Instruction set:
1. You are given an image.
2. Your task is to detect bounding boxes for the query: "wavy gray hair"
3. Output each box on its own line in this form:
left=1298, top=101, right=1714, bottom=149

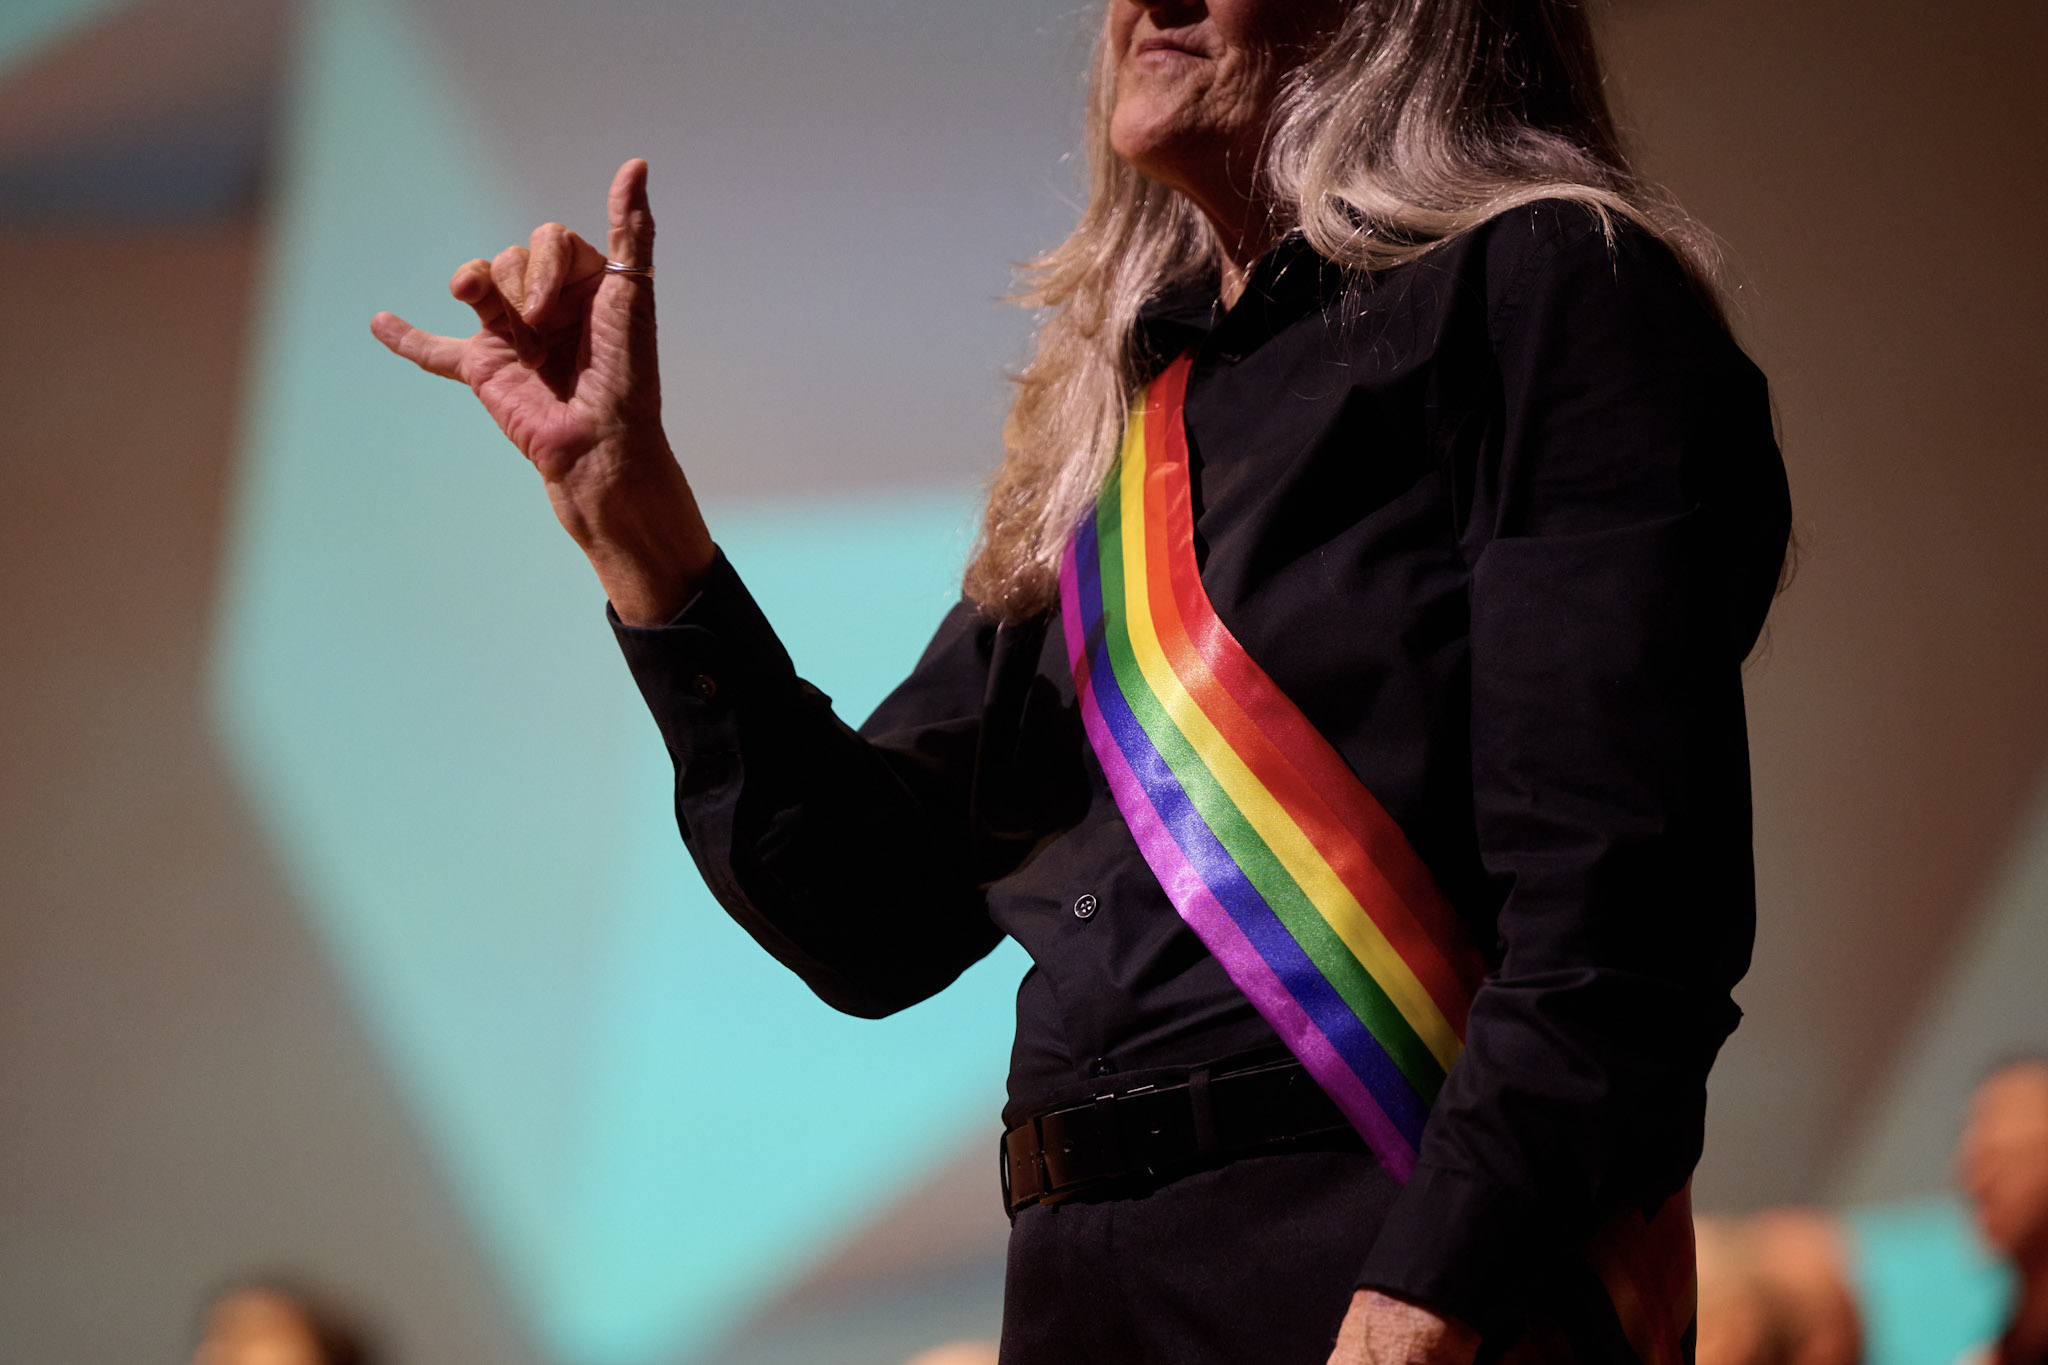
left=963, top=0, right=1719, bottom=621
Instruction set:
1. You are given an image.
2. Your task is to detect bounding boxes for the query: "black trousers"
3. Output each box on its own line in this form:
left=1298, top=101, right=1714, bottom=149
left=998, top=1148, right=1402, bottom=1365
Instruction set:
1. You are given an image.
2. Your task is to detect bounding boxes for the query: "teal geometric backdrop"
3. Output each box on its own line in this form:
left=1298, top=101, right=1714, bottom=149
left=207, top=0, right=1044, bottom=1361
left=0, top=0, right=129, bottom=66
left=10, top=4, right=2048, bottom=1365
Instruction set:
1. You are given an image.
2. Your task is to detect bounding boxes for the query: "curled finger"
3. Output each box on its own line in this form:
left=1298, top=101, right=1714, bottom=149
left=492, top=246, right=546, bottom=363
left=524, top=221, right=606, bottom=328
left=491, top=244, right=533, bottom=319
left=450, top=257, right=539, bottom=360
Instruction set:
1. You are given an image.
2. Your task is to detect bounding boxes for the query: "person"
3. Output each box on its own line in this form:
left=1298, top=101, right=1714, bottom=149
left=904, top=1344, right=1001, bottom=1365
left=1960, top=1059, right=2048, bottom=1365
left=191, top=1283, right=377, bottom=1365
left=1693, top=1211, right=1862, bottom=1365
left=1690, top=1058, right=2048, bottom=1365
left=372, top=1, right=1791, bottom=1361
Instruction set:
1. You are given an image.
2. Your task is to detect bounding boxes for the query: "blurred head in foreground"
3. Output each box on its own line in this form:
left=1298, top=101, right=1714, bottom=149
left=1960, top=1059, right=2048, bottom=1270
left=192, top=1283, right=376, bottom=1365
left=901, top=1343, right=999, bottom=1365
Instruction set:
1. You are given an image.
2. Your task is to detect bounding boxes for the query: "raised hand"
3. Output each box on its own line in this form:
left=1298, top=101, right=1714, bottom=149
left=371, top=158, right=713, bottom=625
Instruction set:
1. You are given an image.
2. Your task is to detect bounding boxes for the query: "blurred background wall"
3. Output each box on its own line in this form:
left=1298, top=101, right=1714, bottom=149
left=0, top=1, right=2042, bottom=1363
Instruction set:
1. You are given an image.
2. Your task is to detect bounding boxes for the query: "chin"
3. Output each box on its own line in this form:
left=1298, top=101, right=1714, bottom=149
left=1110, top=112, right=1195, bottom=187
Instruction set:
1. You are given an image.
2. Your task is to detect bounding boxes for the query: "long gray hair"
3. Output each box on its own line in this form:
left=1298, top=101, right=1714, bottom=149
left=962, top=0, right=1719, bottom=621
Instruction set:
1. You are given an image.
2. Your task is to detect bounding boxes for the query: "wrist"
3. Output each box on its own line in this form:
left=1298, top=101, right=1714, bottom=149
left=588, top=537, right=712, bottom=627
left=547, top=443, right=714, bottom=625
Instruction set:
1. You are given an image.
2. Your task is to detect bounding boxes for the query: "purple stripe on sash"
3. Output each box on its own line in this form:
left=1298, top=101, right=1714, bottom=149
left=1069, top=515, right=1431, bottom=1146
left=1061, top=528, right=1422, bottom=1177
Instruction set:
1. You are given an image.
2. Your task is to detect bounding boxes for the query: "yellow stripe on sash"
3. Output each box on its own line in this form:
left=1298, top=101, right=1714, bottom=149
left=1112, top=409, right=1463, bottom=1073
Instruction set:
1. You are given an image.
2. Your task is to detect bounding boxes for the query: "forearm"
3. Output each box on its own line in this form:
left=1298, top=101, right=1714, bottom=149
left=686, top=701, right=1000, bottom=1015
left=614, top=555, right=1004, bottom=1014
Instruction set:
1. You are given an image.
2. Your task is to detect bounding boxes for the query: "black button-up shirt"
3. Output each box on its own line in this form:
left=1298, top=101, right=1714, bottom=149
left=612, top=202, right=1792, bottom=1326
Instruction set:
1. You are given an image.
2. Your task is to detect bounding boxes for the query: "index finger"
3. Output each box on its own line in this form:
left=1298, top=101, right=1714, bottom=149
left=606, top=158, right=654, bottom=269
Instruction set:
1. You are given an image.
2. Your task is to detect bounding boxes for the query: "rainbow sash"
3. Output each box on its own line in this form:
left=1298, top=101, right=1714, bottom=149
left=1057, top=353, right=1695, bottom=1365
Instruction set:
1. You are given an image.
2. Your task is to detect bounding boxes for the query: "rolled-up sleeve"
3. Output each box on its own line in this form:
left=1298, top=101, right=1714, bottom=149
left=1357, top=209, right=1791, bottom=1327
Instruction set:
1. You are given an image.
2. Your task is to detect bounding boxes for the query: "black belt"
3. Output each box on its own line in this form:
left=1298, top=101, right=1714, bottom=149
left=1000, top=1058, right=1365, bottom=1218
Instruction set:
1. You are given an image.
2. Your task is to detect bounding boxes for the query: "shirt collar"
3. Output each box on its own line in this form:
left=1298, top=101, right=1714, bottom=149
left=1132, top=233, right=1344, bottom=369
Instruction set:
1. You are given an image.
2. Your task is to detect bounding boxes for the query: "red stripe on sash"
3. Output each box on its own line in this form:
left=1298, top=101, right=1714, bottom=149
left=1136, top=357, right=1486, bottom=1029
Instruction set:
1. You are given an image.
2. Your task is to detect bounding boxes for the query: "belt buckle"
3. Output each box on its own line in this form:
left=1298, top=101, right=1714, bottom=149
left=1037, top=1097, right=1109, bottom=1197
left=1105, top=1084, right=1161, bottom=1176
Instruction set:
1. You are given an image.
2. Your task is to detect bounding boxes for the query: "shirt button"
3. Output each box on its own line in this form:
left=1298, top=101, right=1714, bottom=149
left=1090, top=1057, right=1117, bottom=1077
left=690, top=673, right=718, bottom=701
left=1073, top=894, right=1099, bottom=921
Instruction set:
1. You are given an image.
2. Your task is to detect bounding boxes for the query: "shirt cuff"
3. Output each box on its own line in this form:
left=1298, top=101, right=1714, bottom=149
left=1356, top=1161, right=1538, bottom=1335
left=607, top=547, right=802, bottom=756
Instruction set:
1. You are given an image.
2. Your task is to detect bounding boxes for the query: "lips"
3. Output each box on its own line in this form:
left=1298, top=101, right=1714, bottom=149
left=1133, top=34, right=1210, bottom=60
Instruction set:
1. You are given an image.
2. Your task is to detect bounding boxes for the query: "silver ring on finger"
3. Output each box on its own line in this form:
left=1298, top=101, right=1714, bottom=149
left=604, top=260, right=654, bottom=278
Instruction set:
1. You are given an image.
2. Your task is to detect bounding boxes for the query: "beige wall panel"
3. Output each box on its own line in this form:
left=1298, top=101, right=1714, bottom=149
left=1599, top=0, right=2048, bottom=1207
left=0, top=225, right=540, bottom=1365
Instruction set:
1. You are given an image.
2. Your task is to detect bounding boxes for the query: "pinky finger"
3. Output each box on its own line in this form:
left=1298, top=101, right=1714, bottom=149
left=371, top=311, right=465, bottom=380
